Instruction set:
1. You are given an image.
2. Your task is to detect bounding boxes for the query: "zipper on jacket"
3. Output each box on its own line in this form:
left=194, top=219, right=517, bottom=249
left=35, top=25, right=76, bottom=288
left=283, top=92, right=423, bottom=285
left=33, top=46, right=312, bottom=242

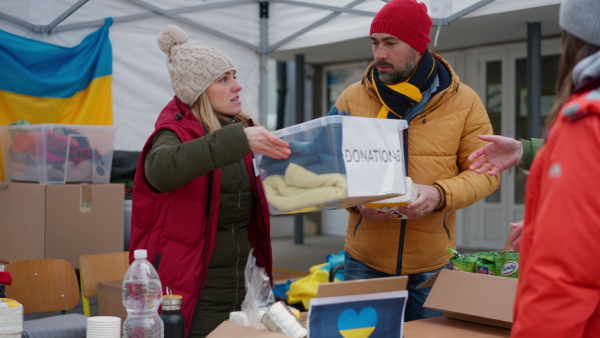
left=396, top=129, right=410, bottom=275
left=420, top=90, right=448, bottom=116
left=353, top=215, right=363, bottom=237
left=396, top=219, right=407, bottom=275
left=154, top=254, right=162, bottom=272
left=251, top=157, right=272, bottom=280
left=189, top=172, right=215, bottom=336
left=205, top=172, right=214, bottom=217
left=442, top=214, right=450, bottom=239
left=244, top=119, right=269, bottom=268
left=232, top=162, right=243, bottom=311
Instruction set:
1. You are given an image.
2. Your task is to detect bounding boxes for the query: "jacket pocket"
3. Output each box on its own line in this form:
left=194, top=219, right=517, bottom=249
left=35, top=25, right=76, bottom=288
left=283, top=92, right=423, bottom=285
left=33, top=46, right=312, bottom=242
left=154, top=253, right=162, bottom=271
left=442, top=214, right=450, bottom=239
left=353, top=215, right=363, bottom=237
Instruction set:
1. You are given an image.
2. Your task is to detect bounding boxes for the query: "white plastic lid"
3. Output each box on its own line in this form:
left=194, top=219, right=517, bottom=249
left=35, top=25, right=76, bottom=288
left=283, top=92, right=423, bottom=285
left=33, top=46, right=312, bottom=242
left=134, top=249, right=147, bottom=259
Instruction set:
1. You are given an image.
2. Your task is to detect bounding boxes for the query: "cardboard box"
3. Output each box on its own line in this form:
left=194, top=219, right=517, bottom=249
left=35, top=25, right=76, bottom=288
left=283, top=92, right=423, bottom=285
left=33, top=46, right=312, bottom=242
left=207, top=321, right=287, bottom=338
left=97, top=279, right=127, bottom=322
left=209, top=315, right=511, bottom=338
left=0, top=182, right=124, bottom=267
left=422, top=269, right=517, bottom=329
left=316, top=275, right=408, bottom=298
left=404, top=316, right=510, bottom=337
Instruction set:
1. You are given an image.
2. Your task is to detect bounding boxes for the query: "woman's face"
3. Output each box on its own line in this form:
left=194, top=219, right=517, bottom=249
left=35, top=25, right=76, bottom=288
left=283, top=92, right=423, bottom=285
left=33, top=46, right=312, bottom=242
left=206, top=71, right=242, bottom=116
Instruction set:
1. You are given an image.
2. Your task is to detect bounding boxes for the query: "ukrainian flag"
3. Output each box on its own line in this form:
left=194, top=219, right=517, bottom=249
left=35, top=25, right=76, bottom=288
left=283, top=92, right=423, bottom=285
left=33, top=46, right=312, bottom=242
left=0, top=18, right=113, bottom=180
left=0, top=18, right=113, bottom=125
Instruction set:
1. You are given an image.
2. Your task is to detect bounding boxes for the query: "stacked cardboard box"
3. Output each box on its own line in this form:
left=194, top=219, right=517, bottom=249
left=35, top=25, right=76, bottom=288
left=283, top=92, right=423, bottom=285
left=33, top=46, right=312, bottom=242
left=0, top=182, right=124, bottom=268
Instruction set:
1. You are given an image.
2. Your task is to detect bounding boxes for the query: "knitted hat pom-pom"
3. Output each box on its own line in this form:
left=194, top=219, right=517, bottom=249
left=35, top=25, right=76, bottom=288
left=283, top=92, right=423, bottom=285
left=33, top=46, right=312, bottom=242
left=157, top=24, right=189, bottom=54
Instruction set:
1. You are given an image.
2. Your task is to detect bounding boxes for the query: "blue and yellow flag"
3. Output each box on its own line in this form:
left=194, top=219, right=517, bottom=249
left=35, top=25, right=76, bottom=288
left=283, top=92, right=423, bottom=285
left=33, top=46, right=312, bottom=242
left=0, top=18, right=113, bottom=126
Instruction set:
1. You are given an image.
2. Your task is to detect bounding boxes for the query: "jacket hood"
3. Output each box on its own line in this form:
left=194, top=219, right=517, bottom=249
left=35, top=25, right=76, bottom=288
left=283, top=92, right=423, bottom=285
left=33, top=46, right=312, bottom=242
left=573, top=50, right=600, bottom=92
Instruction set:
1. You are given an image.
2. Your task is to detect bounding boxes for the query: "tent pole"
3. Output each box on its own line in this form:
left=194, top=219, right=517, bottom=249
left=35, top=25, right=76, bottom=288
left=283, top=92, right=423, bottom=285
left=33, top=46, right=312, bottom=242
left=527, top=21, right=542, bottom=139
left=259, top=2, right=269, bottom=125
left=127, top=0, right=258, bottom=51
left=276, top=61, right=287, bottom=130
left=293, top=53, right=306, bottom=245
left=270, top=0, right=367, bottom=51
left=46, top=0, right=89, bottom=33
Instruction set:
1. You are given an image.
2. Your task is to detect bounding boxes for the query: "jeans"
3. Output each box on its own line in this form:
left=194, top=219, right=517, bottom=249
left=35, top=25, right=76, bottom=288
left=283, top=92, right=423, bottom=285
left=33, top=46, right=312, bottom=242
left=344, top=251, right=448, bottom=322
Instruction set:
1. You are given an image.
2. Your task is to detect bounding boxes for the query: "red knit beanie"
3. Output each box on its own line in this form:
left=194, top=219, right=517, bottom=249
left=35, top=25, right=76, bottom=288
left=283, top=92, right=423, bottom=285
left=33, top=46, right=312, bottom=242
left=370, top=0, right=432, bottom=55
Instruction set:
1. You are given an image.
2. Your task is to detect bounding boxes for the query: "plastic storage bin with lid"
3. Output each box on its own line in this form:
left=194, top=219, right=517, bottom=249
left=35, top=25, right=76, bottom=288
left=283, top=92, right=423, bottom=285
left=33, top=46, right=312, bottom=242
left=0, top=124, right=116, bottom=184
left=254, top=115, right=408, bottom=215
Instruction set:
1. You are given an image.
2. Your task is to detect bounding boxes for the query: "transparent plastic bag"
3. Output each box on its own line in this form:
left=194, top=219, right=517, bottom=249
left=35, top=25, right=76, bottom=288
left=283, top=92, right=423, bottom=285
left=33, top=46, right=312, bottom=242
left=240, top=248, right=275, bottom=329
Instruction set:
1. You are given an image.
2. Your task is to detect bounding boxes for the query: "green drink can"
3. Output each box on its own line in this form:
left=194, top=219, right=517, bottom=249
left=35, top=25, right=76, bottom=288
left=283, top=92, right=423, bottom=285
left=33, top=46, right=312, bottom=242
left=447, top=248, right=478, bottom=273
left=476, top=254, right=498, bottom=275
left=496, top=251, right=519, bottom=278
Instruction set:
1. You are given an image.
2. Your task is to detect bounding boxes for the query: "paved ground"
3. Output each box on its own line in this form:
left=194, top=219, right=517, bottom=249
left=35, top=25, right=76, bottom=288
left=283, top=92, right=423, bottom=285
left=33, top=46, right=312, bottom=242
left=271, top=234, right=345, bottom=274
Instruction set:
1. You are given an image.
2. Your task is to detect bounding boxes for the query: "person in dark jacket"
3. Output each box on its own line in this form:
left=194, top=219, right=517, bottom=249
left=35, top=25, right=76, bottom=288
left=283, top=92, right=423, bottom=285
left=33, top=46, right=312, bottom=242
left=129, top=24, right=290, bottom=337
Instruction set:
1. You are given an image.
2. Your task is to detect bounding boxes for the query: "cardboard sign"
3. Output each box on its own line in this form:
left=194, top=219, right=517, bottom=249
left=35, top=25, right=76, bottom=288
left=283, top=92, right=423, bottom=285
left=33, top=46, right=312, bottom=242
left=308, top=290, right=408, bottom=338
left=342, top=117, right=407, bottom=198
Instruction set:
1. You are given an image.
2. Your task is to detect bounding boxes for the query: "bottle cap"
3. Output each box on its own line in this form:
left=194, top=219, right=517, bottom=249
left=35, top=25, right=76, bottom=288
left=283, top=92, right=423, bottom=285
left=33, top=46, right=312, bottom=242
left=162, top=294, right=183, bottom=310
left=134, top=249, right=147, bottom=260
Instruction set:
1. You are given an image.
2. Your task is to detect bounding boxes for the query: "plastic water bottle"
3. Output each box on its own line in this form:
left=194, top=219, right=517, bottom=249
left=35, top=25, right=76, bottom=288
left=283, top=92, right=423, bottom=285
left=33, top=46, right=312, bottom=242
left=122, top=249, right=164, bottom=337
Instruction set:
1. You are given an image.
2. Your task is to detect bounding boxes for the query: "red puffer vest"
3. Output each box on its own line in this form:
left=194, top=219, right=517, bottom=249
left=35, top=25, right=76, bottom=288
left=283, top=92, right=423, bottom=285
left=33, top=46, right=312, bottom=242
left=129, top=96, right=272, bottom=336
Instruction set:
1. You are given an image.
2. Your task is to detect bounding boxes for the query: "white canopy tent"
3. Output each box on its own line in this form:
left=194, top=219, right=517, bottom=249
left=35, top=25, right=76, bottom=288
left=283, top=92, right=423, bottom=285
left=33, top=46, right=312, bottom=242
left=0, top=0, right=560, bottom=151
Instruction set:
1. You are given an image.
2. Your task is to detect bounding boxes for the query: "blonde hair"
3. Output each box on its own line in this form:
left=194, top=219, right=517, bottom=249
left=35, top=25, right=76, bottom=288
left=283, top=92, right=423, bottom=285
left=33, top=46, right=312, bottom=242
left=189, top=91, right=254, bottom=133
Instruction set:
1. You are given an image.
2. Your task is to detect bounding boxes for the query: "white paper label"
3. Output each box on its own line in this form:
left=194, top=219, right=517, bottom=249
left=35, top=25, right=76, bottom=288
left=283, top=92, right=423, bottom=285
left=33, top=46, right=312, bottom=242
left=252, top=156, right=260, bottom=177
left=342, top=118, right=407, bottom=197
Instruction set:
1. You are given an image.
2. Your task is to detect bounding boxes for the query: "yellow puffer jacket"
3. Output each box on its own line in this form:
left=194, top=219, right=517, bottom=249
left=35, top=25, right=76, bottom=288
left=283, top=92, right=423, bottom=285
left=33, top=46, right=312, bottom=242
left=335, top=53, right=500, bottom=275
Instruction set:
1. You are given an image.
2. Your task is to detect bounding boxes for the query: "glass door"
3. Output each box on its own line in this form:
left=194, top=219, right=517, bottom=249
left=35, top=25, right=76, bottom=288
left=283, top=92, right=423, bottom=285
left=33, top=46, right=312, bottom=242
left=512, top=54, right=559, bottom=219
left=477, top=50, right=510, bottom=250
left=459, top=39, right=560, bottom=250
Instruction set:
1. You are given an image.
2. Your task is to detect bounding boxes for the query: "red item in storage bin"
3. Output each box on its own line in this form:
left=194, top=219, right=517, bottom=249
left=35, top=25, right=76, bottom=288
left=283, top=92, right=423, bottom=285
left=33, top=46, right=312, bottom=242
left=0, top=124, right=116, bottom=184
left=11, top=131, right=80, bottom=154
left=0, top=272, right=11, bottom=285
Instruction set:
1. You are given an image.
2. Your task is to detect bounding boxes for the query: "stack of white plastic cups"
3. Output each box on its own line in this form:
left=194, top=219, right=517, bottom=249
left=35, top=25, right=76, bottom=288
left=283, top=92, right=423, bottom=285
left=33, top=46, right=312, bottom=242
left=87, top=316, right=121, bottom=338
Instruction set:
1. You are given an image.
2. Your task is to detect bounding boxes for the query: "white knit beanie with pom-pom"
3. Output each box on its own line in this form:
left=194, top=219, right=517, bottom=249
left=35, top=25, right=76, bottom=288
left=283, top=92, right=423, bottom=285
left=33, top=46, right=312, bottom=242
left=157, top=24, right=236, bottom=106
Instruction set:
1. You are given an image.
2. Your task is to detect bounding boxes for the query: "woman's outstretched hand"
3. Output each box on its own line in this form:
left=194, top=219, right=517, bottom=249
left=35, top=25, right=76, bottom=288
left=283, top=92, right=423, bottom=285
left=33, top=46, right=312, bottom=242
left=468, top=135, right=523, bottom=175
left=244, top=126, right=291, bottom=159
left=508, top=220, right=524, bottom=252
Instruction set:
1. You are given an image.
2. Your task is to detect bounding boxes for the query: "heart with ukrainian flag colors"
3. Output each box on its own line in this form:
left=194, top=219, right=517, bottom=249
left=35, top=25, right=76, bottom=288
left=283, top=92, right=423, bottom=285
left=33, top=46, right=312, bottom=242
left=337, top=307, right=378, bottom=338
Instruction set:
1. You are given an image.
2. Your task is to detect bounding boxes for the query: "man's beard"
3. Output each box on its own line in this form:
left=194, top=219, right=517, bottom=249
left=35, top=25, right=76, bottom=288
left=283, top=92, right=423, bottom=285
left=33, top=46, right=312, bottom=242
left=376, top=51, right=418, bottom=85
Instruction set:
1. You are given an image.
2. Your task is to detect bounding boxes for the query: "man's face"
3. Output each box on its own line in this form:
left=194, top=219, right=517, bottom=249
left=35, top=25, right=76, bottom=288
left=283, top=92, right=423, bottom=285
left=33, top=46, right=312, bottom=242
left=370, top=33, right=422, bottom=85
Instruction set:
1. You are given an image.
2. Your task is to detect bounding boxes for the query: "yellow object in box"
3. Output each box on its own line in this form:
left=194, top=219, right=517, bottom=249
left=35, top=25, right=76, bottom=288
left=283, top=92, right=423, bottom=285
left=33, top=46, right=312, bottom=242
left=0, top=298, right=23, bottom=334
left=364, top=177, right=419, bottom=218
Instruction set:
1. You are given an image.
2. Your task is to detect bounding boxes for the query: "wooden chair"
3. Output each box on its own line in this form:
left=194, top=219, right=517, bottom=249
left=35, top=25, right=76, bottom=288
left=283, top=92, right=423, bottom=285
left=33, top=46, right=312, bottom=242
left=4, top=258, right=87, bottom=337
left=79, top=251, right=130, bottom=317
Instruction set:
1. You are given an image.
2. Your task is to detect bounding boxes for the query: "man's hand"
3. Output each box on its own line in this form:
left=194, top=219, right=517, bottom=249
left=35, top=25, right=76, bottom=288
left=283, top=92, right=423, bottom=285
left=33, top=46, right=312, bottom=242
left=399, top=184, right=441, bottom=219
left=358, top=204, right=391, bottom=221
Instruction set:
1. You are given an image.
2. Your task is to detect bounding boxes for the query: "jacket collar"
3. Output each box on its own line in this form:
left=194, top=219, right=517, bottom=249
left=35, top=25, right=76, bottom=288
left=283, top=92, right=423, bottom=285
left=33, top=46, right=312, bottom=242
left=362, top=51, right=460, bottom=110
